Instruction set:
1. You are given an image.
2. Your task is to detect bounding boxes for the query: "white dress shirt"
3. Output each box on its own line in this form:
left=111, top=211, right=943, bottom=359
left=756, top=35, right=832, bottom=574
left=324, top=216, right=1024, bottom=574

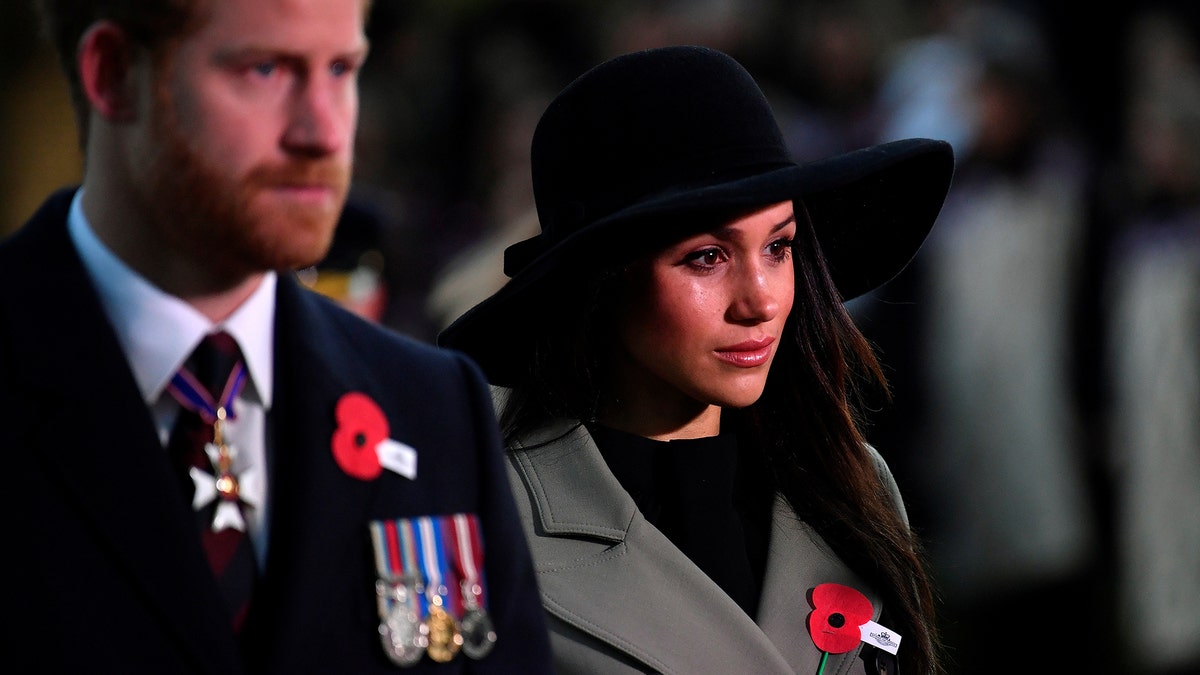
left=67, top=188, right=275, bottom=566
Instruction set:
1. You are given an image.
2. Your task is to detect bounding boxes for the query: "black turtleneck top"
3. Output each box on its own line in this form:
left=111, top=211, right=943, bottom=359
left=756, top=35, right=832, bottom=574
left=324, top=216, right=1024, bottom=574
left=585, top=423, right=774, bottom=618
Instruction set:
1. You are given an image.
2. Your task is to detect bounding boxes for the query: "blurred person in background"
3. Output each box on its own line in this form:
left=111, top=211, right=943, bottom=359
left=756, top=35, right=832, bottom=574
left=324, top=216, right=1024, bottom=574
left=299, top=196, right=391, bottom=323
left=766, top=0, right=909, bottom=164
left=424, top=0, right=595, bottom=334
left=856, top=2, right=1108, bottom=672
left=1096, top=8, right=1200, bottom=673
left=364, top=0, right=598, bottom=342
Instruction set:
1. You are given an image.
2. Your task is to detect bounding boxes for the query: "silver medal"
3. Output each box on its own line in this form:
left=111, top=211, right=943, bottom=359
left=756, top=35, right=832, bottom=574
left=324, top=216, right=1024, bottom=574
left=376, top=579, right=429, bottom=666
left=459, top=579, right=497, bottom=659
left=459, top=607, right=497, bottom=659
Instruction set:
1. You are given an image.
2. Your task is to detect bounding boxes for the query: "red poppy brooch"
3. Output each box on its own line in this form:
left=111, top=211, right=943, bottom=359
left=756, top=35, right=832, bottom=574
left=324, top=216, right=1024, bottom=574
left=332, top=392, right=417, bottom=480
left=806, top=582, right=901, bottom=673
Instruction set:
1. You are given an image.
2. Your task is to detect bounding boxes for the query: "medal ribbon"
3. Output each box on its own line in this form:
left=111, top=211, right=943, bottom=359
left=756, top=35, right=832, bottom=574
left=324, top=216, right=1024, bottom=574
left=370, top=519, right=428, bottom=616
left=167, top=360, right=247, bottom=425
left=418, top=516, right=453, bottom=611
left=451, top=513, right=486, bottom=609
left=369, top=520, right=403, bottom=581
left=399, top=519, right=427, bottom=616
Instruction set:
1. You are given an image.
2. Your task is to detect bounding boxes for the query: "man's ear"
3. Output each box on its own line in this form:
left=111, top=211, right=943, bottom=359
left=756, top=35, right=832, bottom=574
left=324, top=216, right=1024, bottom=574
left=77, top=21, right=141, bottom=122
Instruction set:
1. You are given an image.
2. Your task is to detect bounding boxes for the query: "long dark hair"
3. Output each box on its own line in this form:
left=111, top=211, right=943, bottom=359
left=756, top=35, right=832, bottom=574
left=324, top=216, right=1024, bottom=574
left=500, top=203, right=942, bottom=675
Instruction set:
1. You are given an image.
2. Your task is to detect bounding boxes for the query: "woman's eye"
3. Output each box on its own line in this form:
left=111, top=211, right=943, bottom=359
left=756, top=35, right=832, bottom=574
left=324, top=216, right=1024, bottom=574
left=768, top=238, right=794, bottom=259
left=685, top=249, right=722, bottom=267
left=252, top=61, right=277, bottom=77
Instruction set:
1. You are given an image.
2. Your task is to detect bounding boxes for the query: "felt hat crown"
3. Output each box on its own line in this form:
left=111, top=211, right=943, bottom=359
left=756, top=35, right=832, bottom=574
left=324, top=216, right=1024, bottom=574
left=439, top=45, right=954, bottom=386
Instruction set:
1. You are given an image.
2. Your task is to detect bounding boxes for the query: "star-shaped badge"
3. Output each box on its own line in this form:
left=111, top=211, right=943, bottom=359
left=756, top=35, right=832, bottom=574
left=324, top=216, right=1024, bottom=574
left=189, top=441, right=263, bottom=532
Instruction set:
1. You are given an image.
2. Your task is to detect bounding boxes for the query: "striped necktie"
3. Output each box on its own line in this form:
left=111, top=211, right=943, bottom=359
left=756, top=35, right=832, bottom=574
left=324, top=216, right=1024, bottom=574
left=166, top=330, right=258, bottom=633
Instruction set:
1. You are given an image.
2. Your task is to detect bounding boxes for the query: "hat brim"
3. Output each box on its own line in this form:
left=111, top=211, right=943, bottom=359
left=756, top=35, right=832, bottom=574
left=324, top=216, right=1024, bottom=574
left=439, top=137, right=954, bottom=387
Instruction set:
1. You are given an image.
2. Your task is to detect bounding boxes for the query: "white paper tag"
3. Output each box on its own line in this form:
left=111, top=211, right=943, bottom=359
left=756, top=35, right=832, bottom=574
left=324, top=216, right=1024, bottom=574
left=377, top=438, right=418, bottom=480
left=860, top=619, right=901, bottom=655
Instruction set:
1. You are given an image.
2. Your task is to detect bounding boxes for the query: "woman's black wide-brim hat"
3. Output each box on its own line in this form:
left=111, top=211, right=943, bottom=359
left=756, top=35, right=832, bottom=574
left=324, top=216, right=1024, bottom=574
left=439, top=45, right=954, bottom=387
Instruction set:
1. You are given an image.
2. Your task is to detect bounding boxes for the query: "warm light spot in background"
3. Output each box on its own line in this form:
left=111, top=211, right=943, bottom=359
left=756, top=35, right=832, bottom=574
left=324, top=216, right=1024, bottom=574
left=0, top=46, right=82, bottom=235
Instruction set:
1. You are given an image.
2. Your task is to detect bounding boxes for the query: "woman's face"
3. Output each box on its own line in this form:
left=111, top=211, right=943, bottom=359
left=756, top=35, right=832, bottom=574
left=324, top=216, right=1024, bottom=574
left=610, top=201, right=796, bottom=429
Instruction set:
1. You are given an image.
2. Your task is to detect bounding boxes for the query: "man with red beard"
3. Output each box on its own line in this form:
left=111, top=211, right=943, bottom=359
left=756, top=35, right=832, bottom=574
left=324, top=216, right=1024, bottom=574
left=0, top=1, right=553, bottom=673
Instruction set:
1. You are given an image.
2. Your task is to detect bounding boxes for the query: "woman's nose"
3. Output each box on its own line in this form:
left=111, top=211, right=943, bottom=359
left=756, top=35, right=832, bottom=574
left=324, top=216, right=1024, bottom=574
left=727, top=262, right=784, bottom=324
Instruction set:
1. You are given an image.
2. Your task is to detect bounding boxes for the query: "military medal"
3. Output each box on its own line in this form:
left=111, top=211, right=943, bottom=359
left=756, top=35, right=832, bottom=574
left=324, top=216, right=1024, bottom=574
left=451, top=513, right=497, bottom=659
left=369, top=519, right=429, bottom=666
left=168, top=360, right=259, bottom=531
left=377, top=579, right=428, bottom=667
left=458, top=603, right=496, bottom=659
left=418, top=517, right=462, bottom=663
left=424, top=602, right=460, bottom=663
left=198, top=407, right=258, bottom=531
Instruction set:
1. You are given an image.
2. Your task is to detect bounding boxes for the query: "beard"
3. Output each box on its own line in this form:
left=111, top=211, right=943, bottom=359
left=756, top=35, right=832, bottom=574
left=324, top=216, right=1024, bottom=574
left=135, top=82, right=351, bottom=285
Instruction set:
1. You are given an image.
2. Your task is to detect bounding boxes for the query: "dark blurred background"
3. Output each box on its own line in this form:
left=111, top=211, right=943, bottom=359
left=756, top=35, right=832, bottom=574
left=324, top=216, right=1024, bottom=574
left=4, top=1, right=1199, bottom=673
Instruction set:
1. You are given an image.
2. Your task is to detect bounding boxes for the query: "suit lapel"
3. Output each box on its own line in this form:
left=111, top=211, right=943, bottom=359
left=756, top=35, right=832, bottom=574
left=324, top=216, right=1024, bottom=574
left=243, top=273, right=381, bottom=661
left=511, top=421, right=794, bottom=675
left=2, top=192, right=241, bottom=672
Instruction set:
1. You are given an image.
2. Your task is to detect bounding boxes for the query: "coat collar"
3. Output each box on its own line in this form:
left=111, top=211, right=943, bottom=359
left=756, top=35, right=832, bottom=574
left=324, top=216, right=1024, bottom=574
left=509, top=419, right=882, bottom=674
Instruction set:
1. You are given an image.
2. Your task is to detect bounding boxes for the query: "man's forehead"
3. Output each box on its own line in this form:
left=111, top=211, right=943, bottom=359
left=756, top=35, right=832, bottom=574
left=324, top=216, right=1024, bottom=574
left=190, top=0, right=368, bottom=47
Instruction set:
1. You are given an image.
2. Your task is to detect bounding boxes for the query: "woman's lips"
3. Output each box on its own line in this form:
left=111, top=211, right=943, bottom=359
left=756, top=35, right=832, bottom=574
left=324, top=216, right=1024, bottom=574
left=714, top=337, right=775, bottom=367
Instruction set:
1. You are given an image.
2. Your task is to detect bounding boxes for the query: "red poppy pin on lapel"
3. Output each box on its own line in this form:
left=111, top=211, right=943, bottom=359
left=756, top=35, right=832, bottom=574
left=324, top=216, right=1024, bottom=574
left=806, top=582, right=901, bottom=674
left=332, top=392, right=418, bottom=480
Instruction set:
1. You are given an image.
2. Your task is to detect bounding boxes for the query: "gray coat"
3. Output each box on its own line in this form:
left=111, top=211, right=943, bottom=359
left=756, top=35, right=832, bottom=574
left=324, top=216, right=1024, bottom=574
left=504, top=415, right=908, bottom=674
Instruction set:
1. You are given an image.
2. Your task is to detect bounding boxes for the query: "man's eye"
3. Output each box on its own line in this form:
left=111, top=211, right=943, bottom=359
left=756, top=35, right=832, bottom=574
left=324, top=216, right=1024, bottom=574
left=252, top=62, right=276, bottom=77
